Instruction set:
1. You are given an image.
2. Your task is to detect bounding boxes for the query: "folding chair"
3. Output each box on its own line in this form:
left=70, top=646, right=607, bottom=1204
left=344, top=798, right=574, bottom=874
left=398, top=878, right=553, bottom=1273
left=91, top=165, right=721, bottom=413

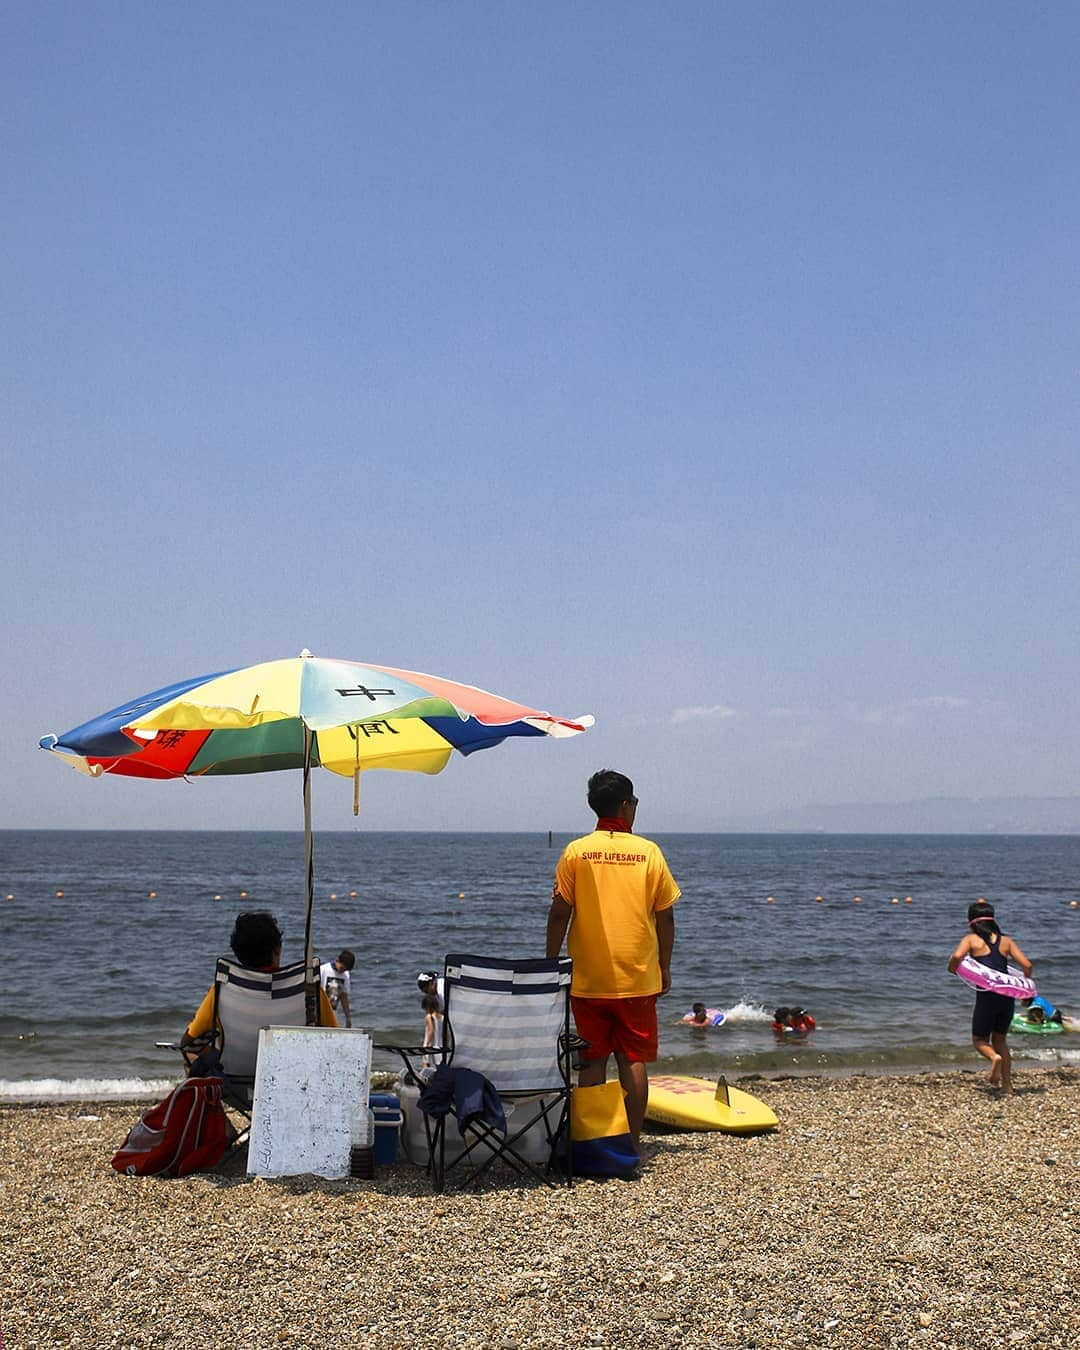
left=418, top=954, right=574, bottom=1192
left=178, top=956, right=317, bottom=1121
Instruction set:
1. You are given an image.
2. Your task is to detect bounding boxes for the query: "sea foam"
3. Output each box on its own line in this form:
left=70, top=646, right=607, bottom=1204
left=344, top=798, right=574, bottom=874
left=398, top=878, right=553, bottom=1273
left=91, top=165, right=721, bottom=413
left=0, top=1077, right=173, bottom=1102
left=720, top=1000, right=773, bottom=1023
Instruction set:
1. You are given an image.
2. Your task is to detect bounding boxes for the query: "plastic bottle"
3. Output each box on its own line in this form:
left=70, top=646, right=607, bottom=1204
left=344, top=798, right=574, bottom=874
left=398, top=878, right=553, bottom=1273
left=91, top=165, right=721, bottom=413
left=349, top=1098, right=374, bottom=1178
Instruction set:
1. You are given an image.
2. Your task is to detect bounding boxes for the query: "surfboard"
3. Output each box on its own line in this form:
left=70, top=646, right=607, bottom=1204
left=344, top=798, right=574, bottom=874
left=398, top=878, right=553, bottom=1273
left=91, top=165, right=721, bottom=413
left=645, top=1074, right=778, bottom=1134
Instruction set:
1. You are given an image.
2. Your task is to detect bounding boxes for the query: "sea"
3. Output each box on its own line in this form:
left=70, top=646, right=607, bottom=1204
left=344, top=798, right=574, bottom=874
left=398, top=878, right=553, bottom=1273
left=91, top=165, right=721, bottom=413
left=2, top=830, right=1078, bottom=1100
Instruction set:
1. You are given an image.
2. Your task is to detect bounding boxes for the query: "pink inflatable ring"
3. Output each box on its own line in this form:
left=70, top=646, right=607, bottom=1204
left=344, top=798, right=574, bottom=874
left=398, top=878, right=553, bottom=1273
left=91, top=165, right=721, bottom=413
left=955, top=955, right=1036, bottom=999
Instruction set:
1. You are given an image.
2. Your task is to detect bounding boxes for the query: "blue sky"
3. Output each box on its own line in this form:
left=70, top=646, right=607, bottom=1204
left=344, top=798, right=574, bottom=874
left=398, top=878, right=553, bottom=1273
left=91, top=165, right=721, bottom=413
left=4, top=3, right=1078, bottom=832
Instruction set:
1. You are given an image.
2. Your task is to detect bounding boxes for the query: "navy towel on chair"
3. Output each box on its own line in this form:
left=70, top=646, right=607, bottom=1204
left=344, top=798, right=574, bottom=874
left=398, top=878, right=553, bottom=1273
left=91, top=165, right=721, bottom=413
left=419, top=1065, right=507, bottom=1137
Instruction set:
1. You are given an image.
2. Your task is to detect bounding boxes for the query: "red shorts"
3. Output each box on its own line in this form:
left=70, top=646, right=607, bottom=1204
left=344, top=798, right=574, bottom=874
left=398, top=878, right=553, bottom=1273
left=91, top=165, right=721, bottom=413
left=571, top=994, right=658, bottom=1063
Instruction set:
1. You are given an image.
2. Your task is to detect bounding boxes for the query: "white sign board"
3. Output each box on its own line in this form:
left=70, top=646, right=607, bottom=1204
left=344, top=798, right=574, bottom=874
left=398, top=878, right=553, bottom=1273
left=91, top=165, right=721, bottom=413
left=247, top=1026, right=372, bottom=1180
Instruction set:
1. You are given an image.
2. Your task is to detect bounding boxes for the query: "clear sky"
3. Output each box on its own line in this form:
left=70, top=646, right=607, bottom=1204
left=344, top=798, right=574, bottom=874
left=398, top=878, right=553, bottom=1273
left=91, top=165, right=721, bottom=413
left=4, top=4, right=1078, bottom=833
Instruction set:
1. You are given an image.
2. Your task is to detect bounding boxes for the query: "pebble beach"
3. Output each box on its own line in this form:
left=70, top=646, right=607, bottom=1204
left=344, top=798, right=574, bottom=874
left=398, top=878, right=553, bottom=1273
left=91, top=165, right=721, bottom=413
left=3, top=1067, right=1078, bottom=1349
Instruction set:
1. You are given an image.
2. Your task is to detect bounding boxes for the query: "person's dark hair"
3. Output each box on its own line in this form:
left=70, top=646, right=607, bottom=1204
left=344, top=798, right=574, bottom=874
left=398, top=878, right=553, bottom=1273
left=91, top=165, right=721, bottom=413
left=337, top=949, right=356, bottom=970
left=774, top=1007, right=790, bottom=1024
left=230, top=911, right=282, bottom=968
left=692, top=1002, right=707, bottom=1015
left=421, top=993, right=440, bottom=1013
left=587, top=769, right=635, bottom=817
left=967, top=900, right=1001, bottom=943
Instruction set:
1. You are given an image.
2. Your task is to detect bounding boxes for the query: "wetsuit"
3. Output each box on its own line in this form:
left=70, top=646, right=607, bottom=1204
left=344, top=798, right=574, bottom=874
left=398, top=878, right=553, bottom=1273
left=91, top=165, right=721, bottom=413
left=971, top=934, right=1014, bottom=1039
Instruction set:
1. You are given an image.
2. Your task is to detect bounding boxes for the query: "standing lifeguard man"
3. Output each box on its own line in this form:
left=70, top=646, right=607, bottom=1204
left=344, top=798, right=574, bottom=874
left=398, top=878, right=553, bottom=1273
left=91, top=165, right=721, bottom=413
left=545, top=769, right=680, bottom=1147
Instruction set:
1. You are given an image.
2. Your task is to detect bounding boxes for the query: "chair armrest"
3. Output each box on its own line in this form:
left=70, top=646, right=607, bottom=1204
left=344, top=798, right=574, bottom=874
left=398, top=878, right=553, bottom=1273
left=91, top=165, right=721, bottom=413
left=374, top=1041, right=448, bottom=1086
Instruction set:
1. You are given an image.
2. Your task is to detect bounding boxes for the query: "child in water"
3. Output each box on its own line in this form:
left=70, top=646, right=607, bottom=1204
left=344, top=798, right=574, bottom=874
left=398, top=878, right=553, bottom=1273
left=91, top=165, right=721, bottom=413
left=771, top=1006, right=816, bottom=1034
left=681, top=1001, right=724, bottom=1027
left=948, top=899, right=1032, bottom=1094
left=1018, top=994, right=1063, bottom=1025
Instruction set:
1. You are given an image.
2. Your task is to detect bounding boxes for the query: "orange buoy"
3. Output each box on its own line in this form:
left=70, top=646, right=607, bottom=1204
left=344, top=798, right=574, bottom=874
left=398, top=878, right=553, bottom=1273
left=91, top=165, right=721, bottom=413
left=458, top=892, right=465, bottom=899
left=905, top=896, right=913, bottom=904
left=330, top=893, right=338, bottom=900
left=349, top=890, right=357, bottom=898
left=148, top=891, right=157, bottom=898
left=239, top=890, right=248, bottom=898
left=214, top=894, right=222, bottom=901
left=1070, top=900, right=1078, bottom=909
left=815, top=895, right=823, bottom=903
left=5, top=894, right=13, bottom=902
left=766, top=895, right=775, bottom=904
left=853, top=895, right=862, bottom=904
left=55, top=890, right=64, bottom=898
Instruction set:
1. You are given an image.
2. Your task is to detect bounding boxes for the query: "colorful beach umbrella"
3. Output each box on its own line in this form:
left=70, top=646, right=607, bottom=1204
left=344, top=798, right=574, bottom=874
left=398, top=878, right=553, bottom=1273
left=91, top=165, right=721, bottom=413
left=40, top=651, right=593, bottom=1009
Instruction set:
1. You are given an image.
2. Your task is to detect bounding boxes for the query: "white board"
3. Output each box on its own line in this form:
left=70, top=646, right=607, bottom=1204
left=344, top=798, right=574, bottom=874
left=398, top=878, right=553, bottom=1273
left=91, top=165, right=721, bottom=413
left=247, top=1026, right=372, bottom=1180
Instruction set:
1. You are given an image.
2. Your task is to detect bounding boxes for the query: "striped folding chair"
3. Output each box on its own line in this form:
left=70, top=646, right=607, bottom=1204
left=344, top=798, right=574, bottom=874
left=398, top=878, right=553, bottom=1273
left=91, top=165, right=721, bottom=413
left=211, top=956, right=317, bottom=1111
left=424, top=953, right=574, bottom=1191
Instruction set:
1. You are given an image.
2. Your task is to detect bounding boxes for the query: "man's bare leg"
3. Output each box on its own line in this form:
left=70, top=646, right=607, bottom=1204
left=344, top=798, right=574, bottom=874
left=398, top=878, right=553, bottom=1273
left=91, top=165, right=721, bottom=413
left=613, top=1051, right=648, bottom=1145
left=578, top=1055, right=609, bottom=1089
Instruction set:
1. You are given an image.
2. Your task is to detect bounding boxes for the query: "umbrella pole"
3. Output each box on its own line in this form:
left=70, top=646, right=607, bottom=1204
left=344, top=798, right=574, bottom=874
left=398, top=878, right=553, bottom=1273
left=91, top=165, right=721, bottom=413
left=302, top=723, right=317, bottom=1025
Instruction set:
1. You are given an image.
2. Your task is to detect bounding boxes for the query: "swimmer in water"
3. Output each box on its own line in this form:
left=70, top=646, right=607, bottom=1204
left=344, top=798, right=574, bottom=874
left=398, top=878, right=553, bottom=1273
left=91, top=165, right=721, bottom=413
left=679, top=1002, right=724, bottom=1027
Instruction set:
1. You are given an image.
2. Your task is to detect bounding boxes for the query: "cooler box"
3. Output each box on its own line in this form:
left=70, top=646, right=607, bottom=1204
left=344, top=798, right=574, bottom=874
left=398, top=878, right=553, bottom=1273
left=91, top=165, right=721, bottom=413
left=370, top=1092, right=402, bottom=1165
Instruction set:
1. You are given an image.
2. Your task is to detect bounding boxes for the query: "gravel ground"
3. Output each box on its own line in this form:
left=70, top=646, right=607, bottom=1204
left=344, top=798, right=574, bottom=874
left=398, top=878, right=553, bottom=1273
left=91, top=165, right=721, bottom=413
left=2, top=1067, right=1078, bottom=1349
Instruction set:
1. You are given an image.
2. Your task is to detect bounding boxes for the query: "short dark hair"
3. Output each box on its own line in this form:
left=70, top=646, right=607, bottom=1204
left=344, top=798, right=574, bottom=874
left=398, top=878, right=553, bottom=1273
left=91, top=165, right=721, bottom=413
left=692, top=1002, right=706, bottom=1014
left=337, top=949, right=356, bottom=970
left=587, top=769, right=635, bottom=817
left=230, top=911, right=282, bottom=968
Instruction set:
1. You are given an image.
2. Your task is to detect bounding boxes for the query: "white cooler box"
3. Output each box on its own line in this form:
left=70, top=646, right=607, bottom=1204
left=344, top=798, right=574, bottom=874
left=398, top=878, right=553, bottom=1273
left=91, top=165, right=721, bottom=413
left=398, top=1082, right=563, bottom=1167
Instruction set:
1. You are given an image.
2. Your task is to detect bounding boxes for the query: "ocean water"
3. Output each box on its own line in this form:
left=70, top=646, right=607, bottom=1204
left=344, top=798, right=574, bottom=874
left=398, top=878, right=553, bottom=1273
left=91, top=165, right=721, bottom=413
left=1, top=830, right=1078, bottom=1099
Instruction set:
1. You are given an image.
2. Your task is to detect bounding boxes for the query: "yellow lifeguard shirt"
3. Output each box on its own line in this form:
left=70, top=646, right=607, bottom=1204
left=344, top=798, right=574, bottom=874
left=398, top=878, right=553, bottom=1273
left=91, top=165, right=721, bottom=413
left=554, top=829, right=680, bottom=998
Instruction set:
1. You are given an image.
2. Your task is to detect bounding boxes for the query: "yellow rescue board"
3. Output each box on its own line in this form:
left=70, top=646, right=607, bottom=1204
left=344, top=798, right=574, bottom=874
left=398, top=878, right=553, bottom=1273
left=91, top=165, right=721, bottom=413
left=645, top=1074, right=778, bottom=1134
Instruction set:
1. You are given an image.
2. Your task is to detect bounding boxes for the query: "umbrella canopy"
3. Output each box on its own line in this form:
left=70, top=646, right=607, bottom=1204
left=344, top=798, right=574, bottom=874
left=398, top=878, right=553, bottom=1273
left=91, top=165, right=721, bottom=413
left=40, top=651, right=592, bottom=1001
left=40, top=652, right=591, bottom=780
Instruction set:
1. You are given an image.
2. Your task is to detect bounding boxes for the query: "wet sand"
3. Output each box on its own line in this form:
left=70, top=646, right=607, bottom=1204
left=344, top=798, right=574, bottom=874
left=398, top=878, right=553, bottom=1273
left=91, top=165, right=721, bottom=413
left=2, top=1067, right=1077, bottom=1348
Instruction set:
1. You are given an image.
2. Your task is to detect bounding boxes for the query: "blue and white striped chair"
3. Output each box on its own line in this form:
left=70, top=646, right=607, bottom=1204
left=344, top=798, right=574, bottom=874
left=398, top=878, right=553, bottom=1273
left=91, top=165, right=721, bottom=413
left=211, top=956, right=317, bottom=1109
left=424, top=953, right=574, bottom=1191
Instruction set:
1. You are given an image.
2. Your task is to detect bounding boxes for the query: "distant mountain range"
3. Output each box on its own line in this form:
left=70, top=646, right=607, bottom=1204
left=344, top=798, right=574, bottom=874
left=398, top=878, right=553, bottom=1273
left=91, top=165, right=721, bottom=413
left=724, top=796, right=1080, bottom=834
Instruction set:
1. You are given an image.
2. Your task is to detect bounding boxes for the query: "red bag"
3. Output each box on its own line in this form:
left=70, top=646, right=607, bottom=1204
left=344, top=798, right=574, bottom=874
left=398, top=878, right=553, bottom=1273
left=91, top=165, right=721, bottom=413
left=111, top=1077, right=236, bottom=1178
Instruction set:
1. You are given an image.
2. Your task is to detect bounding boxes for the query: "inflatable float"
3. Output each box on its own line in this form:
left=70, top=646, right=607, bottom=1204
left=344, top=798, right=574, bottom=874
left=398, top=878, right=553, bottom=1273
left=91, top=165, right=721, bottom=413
left=1009, top=1015, right=1064, bottom=1036
left=955, top=955, right=1036, bottom=1000
left=681, top=1008, right=726, bottom=1028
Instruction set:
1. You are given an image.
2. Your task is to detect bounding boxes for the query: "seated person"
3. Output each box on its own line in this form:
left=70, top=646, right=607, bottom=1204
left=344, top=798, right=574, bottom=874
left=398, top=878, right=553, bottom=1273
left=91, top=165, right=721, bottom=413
left=1019, top=994, right=1063, bottom=1025
left=181, top=910, right=337, bottom=1063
